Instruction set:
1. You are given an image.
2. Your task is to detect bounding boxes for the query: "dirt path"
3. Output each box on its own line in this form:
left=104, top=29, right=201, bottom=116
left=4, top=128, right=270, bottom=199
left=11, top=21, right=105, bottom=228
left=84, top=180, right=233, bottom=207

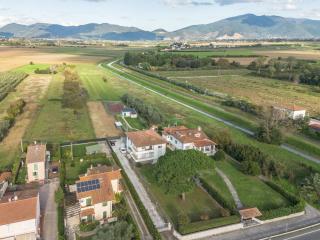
left=87, top=101, right=122, bottom=138
left=0, top=75, right=51, bottom=153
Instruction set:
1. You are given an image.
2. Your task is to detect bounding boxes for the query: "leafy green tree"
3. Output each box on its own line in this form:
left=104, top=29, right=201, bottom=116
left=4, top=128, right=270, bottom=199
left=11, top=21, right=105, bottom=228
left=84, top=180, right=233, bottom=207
left=177, top=212, right=190, bottom=227
left=153, top=150, right=214, bottom=199
left=214, top=150, right=225, bottom=161
left=92, top=221, right=134, bottom=240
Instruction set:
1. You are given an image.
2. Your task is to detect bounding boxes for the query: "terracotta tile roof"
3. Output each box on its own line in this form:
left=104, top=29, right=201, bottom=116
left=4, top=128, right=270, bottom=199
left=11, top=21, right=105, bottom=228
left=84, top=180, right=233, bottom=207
left=76, top=167, right=122, bottom=205
left=0, top=172, right=12, bottom=183
left=239, top=208, right=262, bottom=220
left=26, top=144, right=46, bottom=164
left=0, top=189, right=39, bottom=225
left=163, top=126, right=216, bottom=146
left=80, top=208, right=95, bottom=217
left=310, top=124, right=320, bottom=131
left=126, top=130, right=166, bottom=148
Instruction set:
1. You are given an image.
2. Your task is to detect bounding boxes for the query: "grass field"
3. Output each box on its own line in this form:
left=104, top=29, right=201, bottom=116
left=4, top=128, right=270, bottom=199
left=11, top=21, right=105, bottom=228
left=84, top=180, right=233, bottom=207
left=139, top=165, right=226, bottom=224
left=23, top=72, right=95, bottom=142
left=157, top=70, right=320, bottom=115
left=216, top=161, right=290, bottom=211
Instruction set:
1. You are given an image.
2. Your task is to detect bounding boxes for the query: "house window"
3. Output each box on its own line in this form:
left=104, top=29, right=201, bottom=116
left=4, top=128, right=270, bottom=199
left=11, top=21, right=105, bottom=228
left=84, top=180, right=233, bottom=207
left=33, top=172, right=38, bottom=176
left=158, top=145, right=162, bottom=149
left=175, top=140, right=177, bottom=144
left=102, top=202, right=108, bottom=207
left=103, top=211, right=107, bottom=219
left=34, top=164, right=38, bottom=171
left=86, top=198, right=92, bottom=206
left=87, top=215, right=93, bottom=222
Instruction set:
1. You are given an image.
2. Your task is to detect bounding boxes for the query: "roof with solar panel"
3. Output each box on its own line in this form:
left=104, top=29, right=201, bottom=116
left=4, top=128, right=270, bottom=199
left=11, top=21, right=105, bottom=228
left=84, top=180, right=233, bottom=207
left=76, top=165, right=122, bottom=204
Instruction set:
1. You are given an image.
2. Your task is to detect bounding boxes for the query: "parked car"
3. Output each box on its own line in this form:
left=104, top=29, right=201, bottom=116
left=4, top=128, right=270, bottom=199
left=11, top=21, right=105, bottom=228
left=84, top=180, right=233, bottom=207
left=120, top=148, right=126, bottom=154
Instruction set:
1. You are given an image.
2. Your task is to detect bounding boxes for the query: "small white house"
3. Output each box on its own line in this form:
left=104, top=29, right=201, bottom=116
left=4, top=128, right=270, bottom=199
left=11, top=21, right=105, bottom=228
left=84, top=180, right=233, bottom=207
left=162, top=126, right=217, bottom=156
left=121, top=108, right=138, bottom=119
left=0, top=188, right=40, bottom=240
left=126, top=129, right=167, bottom=164
left=273, top=105, right=306, bottom=120
left=26, top=144, right=48, bottom=183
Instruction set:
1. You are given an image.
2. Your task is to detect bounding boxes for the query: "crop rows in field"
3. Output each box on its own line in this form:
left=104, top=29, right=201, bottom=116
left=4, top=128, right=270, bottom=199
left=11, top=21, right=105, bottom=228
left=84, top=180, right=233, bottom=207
left=0, top=72, right=28, bottom=101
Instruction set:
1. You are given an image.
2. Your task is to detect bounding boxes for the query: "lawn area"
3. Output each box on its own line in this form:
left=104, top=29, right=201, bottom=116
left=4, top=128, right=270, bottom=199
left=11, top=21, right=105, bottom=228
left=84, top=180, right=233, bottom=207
left=199, top=169, right=235, bottom=207
left=23, top=72, right=95, bottom=142
left=124, top=117, right=146, bottom=130
left=156, top=68, right=250, bottom=77
left=139, top=165, right=224, bottom=224
left=216, top=161, right=290, bottom=211
left=14, top=63, right=51, bottom=74
left=61, top=144, right=112, bottom=184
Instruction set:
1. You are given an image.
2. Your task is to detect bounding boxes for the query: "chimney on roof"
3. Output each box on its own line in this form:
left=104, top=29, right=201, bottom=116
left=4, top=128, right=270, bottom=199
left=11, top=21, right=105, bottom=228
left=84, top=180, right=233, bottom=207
left=14, top=195, right=18, bottom=201
left=197, top=126, right=202, bottom=132
left=90, top=164, right=93, bottom=170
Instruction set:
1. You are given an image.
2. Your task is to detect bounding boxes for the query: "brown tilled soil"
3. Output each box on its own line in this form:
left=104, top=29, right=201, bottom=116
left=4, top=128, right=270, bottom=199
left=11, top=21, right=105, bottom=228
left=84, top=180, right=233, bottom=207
left=87, top=101, right=122, bottom=138
left=257, top=50, right=320, bottom=60
left=0, top=47, right=105, bottom=71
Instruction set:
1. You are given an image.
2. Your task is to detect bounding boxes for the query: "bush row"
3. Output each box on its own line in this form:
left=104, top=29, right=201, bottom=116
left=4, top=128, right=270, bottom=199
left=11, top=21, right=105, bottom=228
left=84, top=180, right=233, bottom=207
left=222, top=98, right=263, bottom=116
left=199, top=177, right=237, bottom=215
left=111, top=152, right=162, bottom=240
left=259, top=180, right=305, bottom=220
left=0, top=72, right=28, bottom=101
left=0, top=99, right=26, bottom=142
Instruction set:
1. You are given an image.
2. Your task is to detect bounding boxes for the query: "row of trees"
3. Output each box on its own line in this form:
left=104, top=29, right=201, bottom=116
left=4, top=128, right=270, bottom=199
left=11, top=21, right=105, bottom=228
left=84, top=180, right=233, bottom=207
left=123, top=51, right=241, bottom=70
left=222, top=98, right=263, bottom=116
left=121, top=94, right=164, bottom=125
left=62, top=69, right=87, bottom=109
left=0, top=99, right=26, bottom=142
left=248, top=56, right=320, bottom=86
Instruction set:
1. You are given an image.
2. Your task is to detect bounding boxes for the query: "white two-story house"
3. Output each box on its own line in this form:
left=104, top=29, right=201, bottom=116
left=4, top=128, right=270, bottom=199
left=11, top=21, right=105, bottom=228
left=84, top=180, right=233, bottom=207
left=126, top=129, right=167, bottom=164
left=76, top=165, right=122, bottom=223
left=163, top=126, right=217, bottom=156
left=26, top=144, right=48, bottom=183
left=0, top=188, right=40, bottom=240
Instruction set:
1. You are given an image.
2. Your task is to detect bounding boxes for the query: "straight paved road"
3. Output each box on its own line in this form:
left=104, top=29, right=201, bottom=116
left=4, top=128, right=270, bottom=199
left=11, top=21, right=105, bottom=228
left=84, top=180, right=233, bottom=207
left=112, top=139, right=167, bottom=229
left=105, top=61, right=320, bottom=164
left=40, top=179, right=59, bottom=240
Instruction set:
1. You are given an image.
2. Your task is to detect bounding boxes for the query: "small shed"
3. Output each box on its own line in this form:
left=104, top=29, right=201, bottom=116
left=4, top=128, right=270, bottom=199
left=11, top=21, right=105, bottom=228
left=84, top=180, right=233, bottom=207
left=239, top=208, right=262, bottom=221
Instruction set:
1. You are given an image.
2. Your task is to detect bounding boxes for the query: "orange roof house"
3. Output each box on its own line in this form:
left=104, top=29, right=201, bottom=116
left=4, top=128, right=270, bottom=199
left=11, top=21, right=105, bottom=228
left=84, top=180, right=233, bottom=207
left=163, top=126, right=217, bottom=156
left=76, top=165, right=122, bottom=222
left=0, top=188, right=40, bottom=239
left=126, top=129, right=167, bottom=164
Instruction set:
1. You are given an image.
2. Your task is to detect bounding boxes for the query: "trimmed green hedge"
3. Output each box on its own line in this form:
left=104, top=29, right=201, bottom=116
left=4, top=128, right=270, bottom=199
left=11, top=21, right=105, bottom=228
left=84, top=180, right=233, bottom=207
left=199, top=177, right=237, bottom=215
left=111, top=152, right=162, bottom=240
left=259, top=180, right=305, bottom=220
left=179, top=215, right=240, bottom=235
left=57, top=206, right=65, bottom=239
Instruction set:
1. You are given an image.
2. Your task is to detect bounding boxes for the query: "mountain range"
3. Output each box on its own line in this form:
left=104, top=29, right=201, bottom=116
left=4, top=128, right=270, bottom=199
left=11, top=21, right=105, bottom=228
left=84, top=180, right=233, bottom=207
left=1, top=14, right=320, bottom=41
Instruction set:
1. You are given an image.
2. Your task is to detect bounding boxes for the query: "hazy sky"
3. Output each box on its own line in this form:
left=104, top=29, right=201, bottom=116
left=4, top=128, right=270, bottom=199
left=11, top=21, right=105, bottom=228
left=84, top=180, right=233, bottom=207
left=0, top=0, right=319, bottom=31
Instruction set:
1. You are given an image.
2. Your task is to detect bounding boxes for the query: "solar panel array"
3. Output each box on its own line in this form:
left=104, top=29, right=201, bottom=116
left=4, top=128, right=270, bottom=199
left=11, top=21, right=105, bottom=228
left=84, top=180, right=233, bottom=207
left=77, top=179, right=100, bottom=193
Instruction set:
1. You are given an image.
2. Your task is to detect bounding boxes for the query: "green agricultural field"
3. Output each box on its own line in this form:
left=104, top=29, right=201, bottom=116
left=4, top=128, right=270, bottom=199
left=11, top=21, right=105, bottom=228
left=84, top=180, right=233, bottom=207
left=158, top=70, right=320, bottom=115
left=216, top=161, right=290, bottom=211
left=157, top=68, right=251, bottom=77
left=24, top=72, right=95, bottom=142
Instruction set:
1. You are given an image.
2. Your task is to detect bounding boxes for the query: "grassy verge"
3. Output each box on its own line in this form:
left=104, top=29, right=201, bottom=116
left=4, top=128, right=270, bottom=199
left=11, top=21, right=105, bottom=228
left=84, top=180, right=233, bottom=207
left=285, top=135, right=320, bottom=158
left=179, top=215, right=240, bottom=235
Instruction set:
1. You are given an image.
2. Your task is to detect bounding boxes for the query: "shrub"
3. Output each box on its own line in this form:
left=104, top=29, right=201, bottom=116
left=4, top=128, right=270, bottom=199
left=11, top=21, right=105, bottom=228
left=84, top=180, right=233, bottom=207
left=214, top=150, right=225, bottom=161
left=178, top=213, right=190, bottom=226
left=79, top=221, right=99, bottom=232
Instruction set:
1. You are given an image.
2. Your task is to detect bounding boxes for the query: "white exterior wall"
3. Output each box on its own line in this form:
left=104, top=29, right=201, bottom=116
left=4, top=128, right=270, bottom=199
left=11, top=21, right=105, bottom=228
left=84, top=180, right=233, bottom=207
left=165, top=134, right=216, bottom=156
left=27, top=162, right=45, bottom=183
left=94, top=201, right=112, bottom=220
left=290, top=110, right=306, bottom=120
left=0, top=196, right=39, bottom=240
left=126, top=137, right=166, bottom=164
left=111, top=179, right=120, bottom=193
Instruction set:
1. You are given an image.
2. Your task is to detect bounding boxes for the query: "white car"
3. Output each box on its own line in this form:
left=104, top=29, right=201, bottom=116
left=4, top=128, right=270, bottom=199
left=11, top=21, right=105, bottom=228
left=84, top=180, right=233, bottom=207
left=120, top=148, right=127, bottom=154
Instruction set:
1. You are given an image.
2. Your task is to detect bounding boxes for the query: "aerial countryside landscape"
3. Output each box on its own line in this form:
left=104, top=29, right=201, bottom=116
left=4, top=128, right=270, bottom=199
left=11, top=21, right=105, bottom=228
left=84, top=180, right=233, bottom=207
left=0, top=0, right=320, bottom=240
